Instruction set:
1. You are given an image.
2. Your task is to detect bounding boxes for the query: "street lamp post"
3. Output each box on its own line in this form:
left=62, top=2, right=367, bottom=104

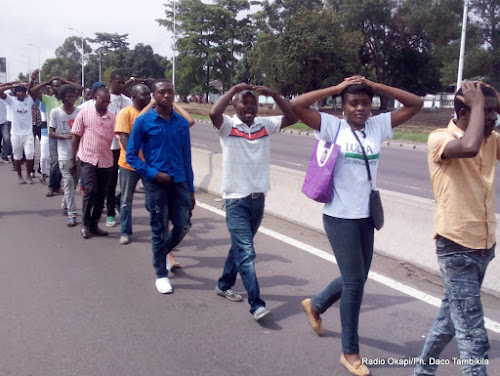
left=456, top=1, right=469, bottom=91
left=68, top=28, right=85, bottom=88
left=172, top=0, right=177, bottom=88
left=27, top=43, right=41, bottom=82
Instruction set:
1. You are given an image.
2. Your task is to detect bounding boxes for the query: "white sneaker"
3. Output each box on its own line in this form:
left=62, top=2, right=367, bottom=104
left=106, top=216, right=117, bottom=227
left=155, top=277, right=173, bottom=294
left=119, top=235, right=130, bottom=245
left=253, top=306, right=270, bottom=321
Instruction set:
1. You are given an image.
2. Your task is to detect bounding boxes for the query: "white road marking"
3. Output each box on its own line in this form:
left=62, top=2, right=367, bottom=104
left=197, top=201, right=500, bottom=334
left=192, top=142, right=208, bottom=148
left=271, top=159, right=304, bottom=167
left=378, top=180, right=422, bottom=191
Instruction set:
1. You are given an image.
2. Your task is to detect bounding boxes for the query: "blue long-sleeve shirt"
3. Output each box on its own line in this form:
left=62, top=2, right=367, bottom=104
left=126, top=108, right=194, bottom=193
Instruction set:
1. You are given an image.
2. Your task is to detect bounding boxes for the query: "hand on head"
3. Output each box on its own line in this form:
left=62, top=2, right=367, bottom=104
left=456, top=81, right=485, bottom=109
left=254, top=86, right=276, bottom=97
left=233, top=83, right=255, bottom=93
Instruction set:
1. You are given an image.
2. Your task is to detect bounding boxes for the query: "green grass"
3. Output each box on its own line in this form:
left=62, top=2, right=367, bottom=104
left=193, top=115, right=428, bottom=144
left=289, top=122, right=310, bottom=131
left=290, top=124, right=429, bottom=143
left=392, top=131, right=428, bottom=143
left=192, top=114, right=211, bottom=121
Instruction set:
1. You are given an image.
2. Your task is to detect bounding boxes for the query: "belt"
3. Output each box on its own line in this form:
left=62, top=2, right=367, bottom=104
left=471, top=247, right=495, bottom=257
left=247, top=192, right=264, bottom=199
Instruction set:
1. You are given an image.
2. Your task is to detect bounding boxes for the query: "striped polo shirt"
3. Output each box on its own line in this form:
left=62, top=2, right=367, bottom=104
left=216, top=114, right=282, bottom=199
left=71, top=105, right=116, bottom=168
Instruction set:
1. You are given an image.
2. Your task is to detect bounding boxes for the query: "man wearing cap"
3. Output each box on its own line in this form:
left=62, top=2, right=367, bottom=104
left=30, top=71, right=83, bottom=196
left=78, top=81, right=106, bottom=110
left=0, top=83, right=37, bottom=183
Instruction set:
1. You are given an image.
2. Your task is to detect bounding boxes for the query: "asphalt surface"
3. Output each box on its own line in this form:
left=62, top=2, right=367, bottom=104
left=1, top=161, right=499, bottom=376
left=190, top=122, right=500, bottom=212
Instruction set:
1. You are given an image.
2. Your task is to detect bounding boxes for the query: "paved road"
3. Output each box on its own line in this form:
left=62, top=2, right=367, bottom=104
left=1, top=162, right=499, bottom=376
left=191, top=122, right=500, bottom=212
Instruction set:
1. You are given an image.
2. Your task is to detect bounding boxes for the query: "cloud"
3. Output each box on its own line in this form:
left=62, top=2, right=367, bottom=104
left=1, top=0, right=174, bottom=81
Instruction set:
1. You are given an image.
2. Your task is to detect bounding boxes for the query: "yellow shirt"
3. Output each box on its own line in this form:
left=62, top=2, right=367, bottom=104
left=115, top=106, right=144, bottom=171
left=428, top=120, right=500, bottom=249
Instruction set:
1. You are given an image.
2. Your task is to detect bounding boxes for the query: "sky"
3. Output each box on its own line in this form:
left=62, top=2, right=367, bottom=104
left=0, top=0, right=175, bottom=82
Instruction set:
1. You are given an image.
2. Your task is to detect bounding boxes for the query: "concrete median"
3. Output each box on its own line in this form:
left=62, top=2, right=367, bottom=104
left=192, top=147, right=500, bottom=297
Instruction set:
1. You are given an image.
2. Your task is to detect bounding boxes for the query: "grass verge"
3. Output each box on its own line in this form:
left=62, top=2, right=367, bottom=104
left=193, top=115, right=428, bottom=144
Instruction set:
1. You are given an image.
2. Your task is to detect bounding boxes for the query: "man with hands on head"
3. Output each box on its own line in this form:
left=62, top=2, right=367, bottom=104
left=30, top=71, right=83, bottom=196
left=0, top=81, right=37, bottom=184
left=413, top=81, right=499, bottom=376
left=210, top=83, right=298, bottom=321
left=49, top=85, right=81, bottom=227
left=126, top=79, right=195, bottom=295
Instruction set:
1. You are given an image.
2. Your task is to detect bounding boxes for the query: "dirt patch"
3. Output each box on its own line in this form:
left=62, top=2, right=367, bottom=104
left=180, top=103, right=454, bottom=133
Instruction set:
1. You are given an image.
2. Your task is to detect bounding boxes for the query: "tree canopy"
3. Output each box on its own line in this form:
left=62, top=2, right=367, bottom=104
left=33, top=0, right=500, bottom=99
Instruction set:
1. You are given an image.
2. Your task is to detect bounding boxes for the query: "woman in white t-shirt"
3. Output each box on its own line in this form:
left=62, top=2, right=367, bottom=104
left=291, top=76, right=423, bottom=376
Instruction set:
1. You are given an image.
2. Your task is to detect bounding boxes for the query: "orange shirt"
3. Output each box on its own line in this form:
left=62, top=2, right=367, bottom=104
left=115, top=106, right=144, bottom=171
left=428, top=120, right=500, bottom=249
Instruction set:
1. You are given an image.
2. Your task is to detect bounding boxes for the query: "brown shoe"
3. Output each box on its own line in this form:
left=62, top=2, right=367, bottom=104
left=340, top=354, right=370, bottom=376
left=301, top=298, right=324, bottom=336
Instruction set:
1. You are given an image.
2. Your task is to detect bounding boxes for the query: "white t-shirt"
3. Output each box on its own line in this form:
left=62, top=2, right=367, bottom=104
left=108, top=94, right=133, bottom=150
left=317, top=112, right=392, bottom=219
left=50, top=106, right=81, bottom=160
left=78, top=99, right=94, bottom=110
left=0, top=98, right=6, bottom=124
left=5, top=95, right=34, bottom=136
left=217, top=114, right=282, bottom=199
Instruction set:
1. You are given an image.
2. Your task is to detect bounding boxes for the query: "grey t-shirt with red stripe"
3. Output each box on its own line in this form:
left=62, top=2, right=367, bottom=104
left=216, top=114, right=282, bottom=199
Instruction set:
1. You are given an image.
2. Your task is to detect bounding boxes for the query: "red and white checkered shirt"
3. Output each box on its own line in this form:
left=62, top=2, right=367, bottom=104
left=71, top=105, right=116, bottom=168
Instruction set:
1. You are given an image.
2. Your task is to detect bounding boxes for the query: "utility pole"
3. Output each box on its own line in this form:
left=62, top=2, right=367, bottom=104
left=172, top=0, right=177, bottom=87
left=68, top=28, right=86, bottom=88
left=456, top=1, right=469, bottom=91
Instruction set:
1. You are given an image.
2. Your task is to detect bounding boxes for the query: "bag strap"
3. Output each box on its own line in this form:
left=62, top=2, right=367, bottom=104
left=333, top=123, right=341, bottom=143
left=350, top=127, right=374, bottom=189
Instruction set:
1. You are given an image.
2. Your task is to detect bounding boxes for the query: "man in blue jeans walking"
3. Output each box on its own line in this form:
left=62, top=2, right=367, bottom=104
left=413, top=81, right=499, bottom=376
left=209, top=83, right=298, bottom=321
left=126, top=79, right=195, bottom=294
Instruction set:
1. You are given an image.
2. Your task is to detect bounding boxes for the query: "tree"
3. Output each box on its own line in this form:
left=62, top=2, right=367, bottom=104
left=41, top=57, right=72, bottom=80
left=331, top=0, right=443, bottom=107
left=55, top=36, right=93, bottom=75
left=275, top=8, right=361, bottom=96
left=158, top=0, right=254, bottom=98
left=470, top=0, right=500, bottom=86
left=158, top=0, right=216, bottom=100
left=88, top=32, right=129, bottom=53
left=127, top=44, right=169, bottom=78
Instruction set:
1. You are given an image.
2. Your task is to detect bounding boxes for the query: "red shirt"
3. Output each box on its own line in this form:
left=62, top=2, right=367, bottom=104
left=71, top=105, right=116, bottom=168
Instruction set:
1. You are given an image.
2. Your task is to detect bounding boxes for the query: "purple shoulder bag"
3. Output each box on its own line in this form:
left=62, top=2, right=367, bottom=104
left=301, top=126, right=341, bottom=203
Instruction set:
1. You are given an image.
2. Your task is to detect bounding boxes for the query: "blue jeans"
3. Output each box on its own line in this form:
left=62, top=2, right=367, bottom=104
left=0, top=121, right=12, bottom=158
left=413, top=236, right=494, bottom=376
left=48, top=135, right=61, bottom=190
left=143, top=179, right=192, bottom=278
left=119, top=167, right=142, bottom=236
left=217, top=194, right=266, bottom=314
left=311, top=215, right=374, bottom=354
